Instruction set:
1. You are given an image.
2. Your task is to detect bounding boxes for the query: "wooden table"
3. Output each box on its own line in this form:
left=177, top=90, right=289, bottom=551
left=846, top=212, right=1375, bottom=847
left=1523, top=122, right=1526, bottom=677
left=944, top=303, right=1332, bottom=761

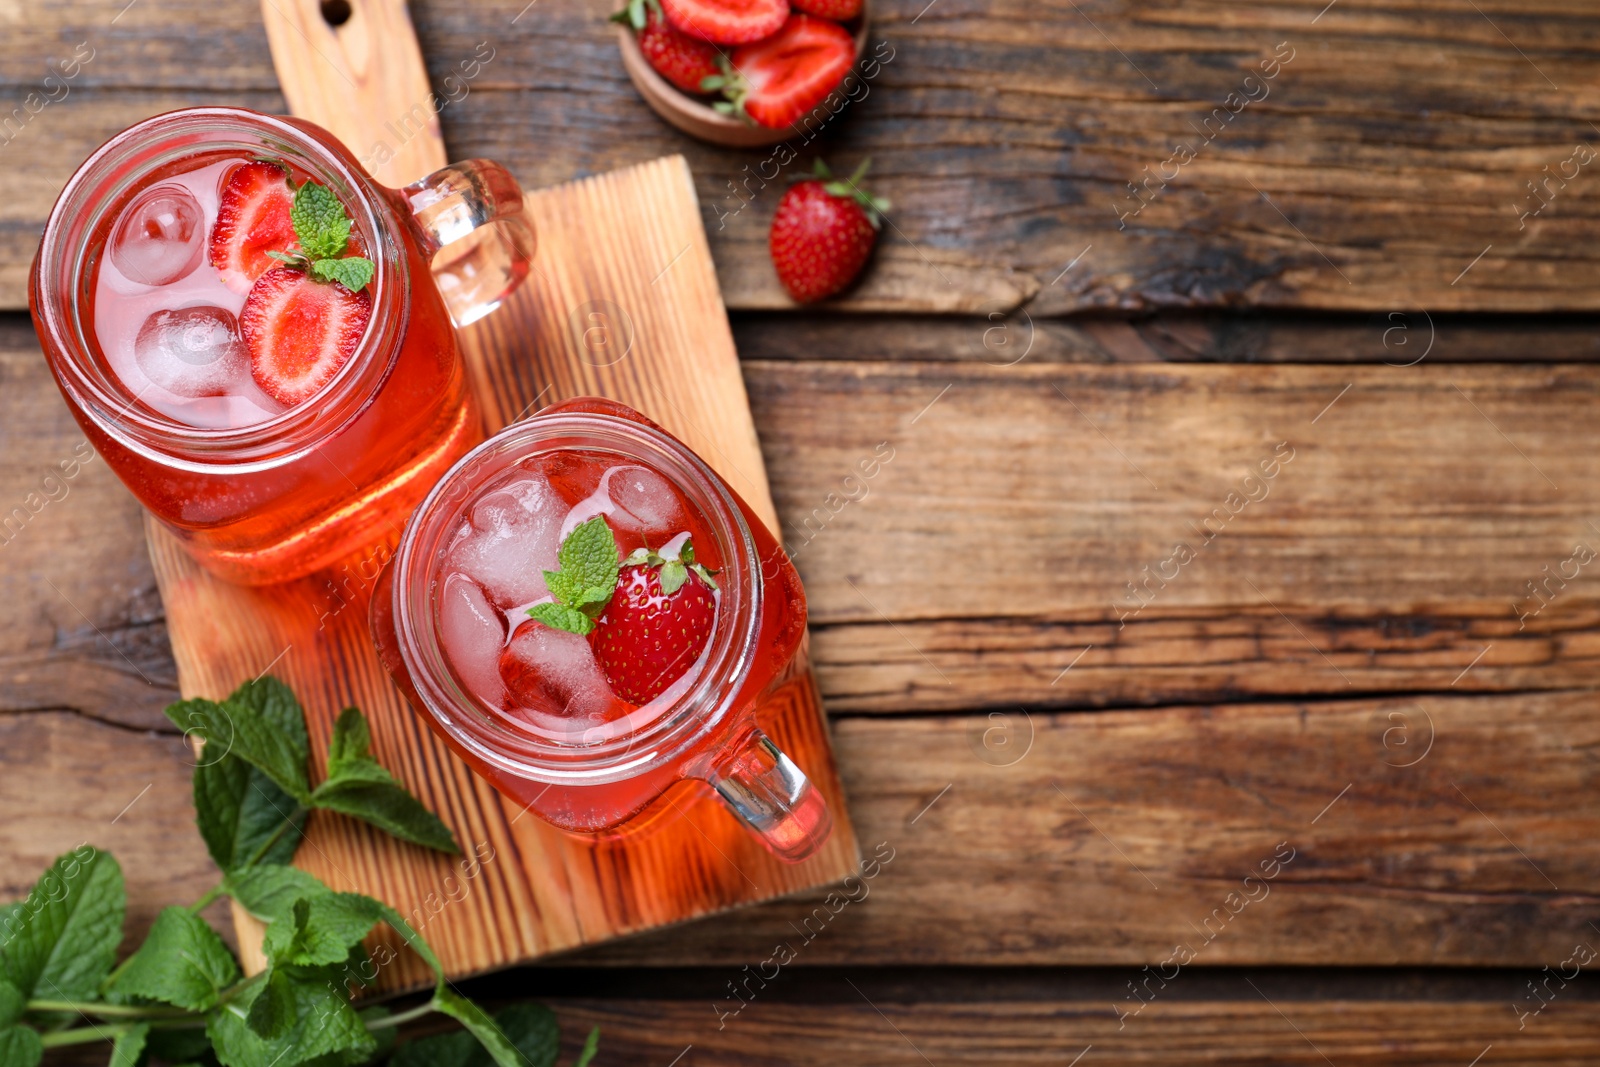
left=6, top=1, right=1600, bottom=1062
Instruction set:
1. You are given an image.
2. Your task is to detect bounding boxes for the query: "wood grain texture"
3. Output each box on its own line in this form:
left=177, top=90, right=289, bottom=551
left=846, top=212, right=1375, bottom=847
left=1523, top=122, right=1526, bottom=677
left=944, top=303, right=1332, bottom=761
left=9, top=690, right=1600, bottom=968
left=145, top=157, right=857, bottom=992
left=11, top=342, right=1600, bottom=722
left=2, top=2, right=1600, bottom=310
left=260, top=0, right=447, bottom=187
left=533, top=998, right=1600, bottom=1066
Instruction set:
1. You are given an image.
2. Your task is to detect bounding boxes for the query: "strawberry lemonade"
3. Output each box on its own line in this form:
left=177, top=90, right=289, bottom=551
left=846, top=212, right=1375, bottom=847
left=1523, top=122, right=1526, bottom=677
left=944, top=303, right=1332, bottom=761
left=373, top=399, right=833, bottom=860
left=32, top=108, right=532, bottom=583
left=438, top=450, right=725, bottom=745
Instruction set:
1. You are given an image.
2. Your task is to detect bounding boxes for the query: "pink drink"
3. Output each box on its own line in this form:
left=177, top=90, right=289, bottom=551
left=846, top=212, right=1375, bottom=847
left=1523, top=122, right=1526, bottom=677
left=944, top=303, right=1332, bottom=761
left=92, top=158, right=290, bottom=428
left=373, top=399, right=831, bottom=860
left=436, top=448, right=723, bottom=747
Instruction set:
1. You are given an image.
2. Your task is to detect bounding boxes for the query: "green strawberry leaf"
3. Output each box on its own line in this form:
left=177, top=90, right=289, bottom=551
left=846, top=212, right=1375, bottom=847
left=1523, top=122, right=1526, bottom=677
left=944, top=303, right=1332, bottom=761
left=311, top=257, right=375, bottom=293
left=658, top=559, right=688, bottom=596
left=527, top=601, right=594, bottom=637
left=108, top=906, right=240, bottom=1012
left=291, top=181, right=352, bottom=261
left=0, top=846, right=123, bottom=999
left=108, top=1020, right=148, bottom=1067
left=194, top=751, right=307, bottom=874
left=0, top=1026, right=41, bottom=1067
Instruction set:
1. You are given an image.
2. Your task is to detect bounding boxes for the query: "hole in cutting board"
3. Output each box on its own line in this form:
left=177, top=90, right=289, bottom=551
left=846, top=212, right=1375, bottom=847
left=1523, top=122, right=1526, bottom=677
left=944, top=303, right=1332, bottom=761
left=320, top=0, right=353, bottom=26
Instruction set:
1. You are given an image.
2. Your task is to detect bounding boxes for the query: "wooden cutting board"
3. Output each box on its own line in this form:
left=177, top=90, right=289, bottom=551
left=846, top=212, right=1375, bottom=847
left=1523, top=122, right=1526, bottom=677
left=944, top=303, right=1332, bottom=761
left=140, top=0, right=859, bottom=992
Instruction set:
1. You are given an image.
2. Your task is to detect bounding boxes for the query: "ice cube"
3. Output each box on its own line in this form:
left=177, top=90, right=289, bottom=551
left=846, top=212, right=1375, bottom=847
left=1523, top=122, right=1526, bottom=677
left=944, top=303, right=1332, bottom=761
left=447, top=476, right=566, bottom=609
left=110, top=184, right=204, bottom=286
left=607, top=465, right=685, bottom=537
left=499, top=617, right=629, bottom=727
left=438, top=574, right=507, bottom=708
left=133, top=306, right=248, bottom=398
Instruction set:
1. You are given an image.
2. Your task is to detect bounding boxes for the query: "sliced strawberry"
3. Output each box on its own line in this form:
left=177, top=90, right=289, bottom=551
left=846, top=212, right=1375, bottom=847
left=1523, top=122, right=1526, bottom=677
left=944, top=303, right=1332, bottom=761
left=240, top=266, right=371, bottom=406
left=210, top=161, right=297, bottom=295
left=791, top=0, right=862, bottom=20
left=716, top=15, right=856, bottom=129
left=638, top=6, right=724, bottom=93
left=589, top=544, right=717, bottom=705
left=660, top=0, right=785, bottom=45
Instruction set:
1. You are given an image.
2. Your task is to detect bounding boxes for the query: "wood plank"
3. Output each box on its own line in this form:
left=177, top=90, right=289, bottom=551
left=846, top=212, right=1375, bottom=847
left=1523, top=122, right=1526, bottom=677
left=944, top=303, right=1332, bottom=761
left=733, top=311, right=1600, bottom=364
left=36, top=969, right=1600, bottom=1065
left=5, top=3, right=1600, bottom=310
left=533, top=998, right=1600, bottom=1066
left=10, top=344, right=1600, bottom=718
left=9, top=690, right=1600, bottom=968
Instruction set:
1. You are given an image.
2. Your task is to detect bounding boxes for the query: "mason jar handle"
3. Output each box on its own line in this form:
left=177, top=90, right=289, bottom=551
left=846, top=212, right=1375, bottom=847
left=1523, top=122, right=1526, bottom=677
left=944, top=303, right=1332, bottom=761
left=707, top=729, right=833, bottom=862
left=399, top=159, right=535, bottom=327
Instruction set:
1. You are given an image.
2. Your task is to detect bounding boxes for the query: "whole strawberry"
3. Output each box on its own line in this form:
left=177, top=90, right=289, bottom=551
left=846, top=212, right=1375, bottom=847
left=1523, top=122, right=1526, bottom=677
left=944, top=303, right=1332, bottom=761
left=769, top=159, right=889, bottom=304
left=614, top=0, right=723, bottom=95
left=590, top=541, right=718, bottom=705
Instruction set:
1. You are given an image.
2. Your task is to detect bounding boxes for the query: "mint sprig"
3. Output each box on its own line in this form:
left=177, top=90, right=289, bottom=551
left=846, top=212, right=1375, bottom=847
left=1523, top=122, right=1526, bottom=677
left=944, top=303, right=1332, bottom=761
left=262, top=175, right=376, bottom=292
left=0, top=676, right=600, bottom=1067
left=528, top=517, right=620, bottom=636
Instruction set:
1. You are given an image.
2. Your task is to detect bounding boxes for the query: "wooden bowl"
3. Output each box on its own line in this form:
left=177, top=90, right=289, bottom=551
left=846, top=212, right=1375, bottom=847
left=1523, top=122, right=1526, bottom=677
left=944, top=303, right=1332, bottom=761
left=616, top=10, right=871, bottom=148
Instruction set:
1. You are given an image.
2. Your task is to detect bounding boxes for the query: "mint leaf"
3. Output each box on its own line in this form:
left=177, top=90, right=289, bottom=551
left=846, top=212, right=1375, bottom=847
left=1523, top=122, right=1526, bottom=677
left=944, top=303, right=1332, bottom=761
left=207, top=972, right=374, bottom=1067
left=262, top=893, right=385, bottom=968
left=230, top=676, right=312, bottom=764
left=326, top=707, right=371, bottom=771
left=0, top=982, right=19, bottom=1028
left=526, top=601, right=594, bottom=636
left=433, top=988, right=529, bottom=1067
left=194, top=751, right=306, bottom=873
left=559, top=518, right=620, bottom=597
left=532, top=519, right=619, bottom=631
left=145, top=1025, right=212, bottom=1064
left=166, top=681, right=311, bottom=803
left=393, top=1003, right=559, bottom=1067
left=244, top=968, right=295, bottom=1041
left=291, top=181, right=352, bottom=260
left=108, top=1021, right=149, bottom=1067
left=495, top=1004, right=560, bottom=1067
left=0, top=1026, right=41, bottom=1067
left=309, top=778, right=461, bottom=854
left=0, top=846, right=123, bottom=999
left=574, top=1026, right=600, bottom=1067
left=311, top=256, right=375, bottom=293
left=224, top=866, right=330, bottom=924
left=310, top=706, right=460, bottom=854
left=108, top=906, right=240, bottom=1011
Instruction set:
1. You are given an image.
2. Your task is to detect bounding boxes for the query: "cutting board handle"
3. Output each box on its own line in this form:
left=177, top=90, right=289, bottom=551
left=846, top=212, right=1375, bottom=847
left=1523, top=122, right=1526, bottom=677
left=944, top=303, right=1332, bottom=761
left=260, top=0, right=448, bottom=187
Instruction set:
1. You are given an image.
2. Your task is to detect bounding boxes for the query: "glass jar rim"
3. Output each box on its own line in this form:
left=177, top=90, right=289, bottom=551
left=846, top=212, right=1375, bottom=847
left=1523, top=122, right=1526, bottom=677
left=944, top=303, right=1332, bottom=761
left=31, top=106, right=408, bottom=472
left=391, top=410, right=764, bottom=785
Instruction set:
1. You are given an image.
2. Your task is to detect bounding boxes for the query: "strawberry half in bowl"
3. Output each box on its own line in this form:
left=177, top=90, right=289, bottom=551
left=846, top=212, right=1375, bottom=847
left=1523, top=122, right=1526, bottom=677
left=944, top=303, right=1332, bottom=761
left=614, top=0, right=870, bottom=147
